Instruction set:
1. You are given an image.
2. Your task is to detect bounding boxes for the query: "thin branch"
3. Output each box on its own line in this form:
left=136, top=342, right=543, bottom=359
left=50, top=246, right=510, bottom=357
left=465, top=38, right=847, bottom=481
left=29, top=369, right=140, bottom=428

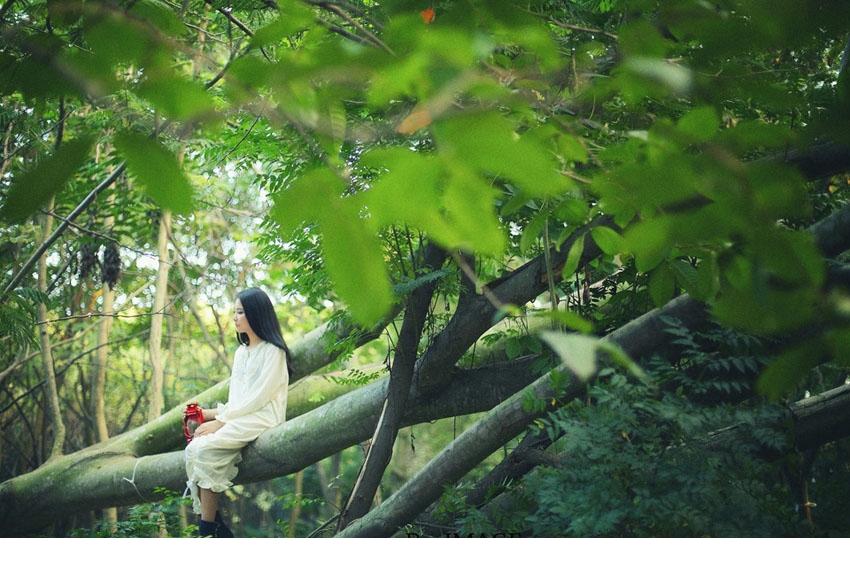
left=214, top=115, right=261, bottom=165
left=317, top=2, right=394, bottom=55
left=40, top=208, right=180, bottom=267
left=0, top=164, right=126, bottom=302
left=549, top=19, right=619, bottom=40
left=36, top=307, right=176, bottom=326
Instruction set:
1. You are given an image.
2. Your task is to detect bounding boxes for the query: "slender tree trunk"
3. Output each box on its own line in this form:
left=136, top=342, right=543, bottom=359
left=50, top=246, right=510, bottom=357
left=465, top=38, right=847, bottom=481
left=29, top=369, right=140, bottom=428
left=88, top=149, right=119, bottom=530
left=37, top=195, right=66, bottom=460
left=147, top=209, right=172, bottom=421
left=287, top=470, right=304, bottom=537
left=337, top=243, right=446, bottom=530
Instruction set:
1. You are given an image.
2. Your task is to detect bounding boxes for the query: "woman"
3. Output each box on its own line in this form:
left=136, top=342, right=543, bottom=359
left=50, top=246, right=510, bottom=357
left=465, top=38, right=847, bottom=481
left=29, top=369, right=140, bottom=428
left=184, top=287, right=294, bottom=537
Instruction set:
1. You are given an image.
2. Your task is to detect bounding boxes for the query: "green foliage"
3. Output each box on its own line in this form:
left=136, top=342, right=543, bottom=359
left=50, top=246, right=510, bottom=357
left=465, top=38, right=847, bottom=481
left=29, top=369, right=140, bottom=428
left=327, top=366, right=385, bottom=387
left=521, top=375, right=802, bottom=536
left=114, top=131, right=194, bottom=214
left=437, top=318, right=850, bottom=536
left=70, top=488, right=194, bottom=538
left=0, top=287, right=48, bottom=351
left=4, top=0, right=850, bottom=539
left=1, top=135, right=93, bottom=223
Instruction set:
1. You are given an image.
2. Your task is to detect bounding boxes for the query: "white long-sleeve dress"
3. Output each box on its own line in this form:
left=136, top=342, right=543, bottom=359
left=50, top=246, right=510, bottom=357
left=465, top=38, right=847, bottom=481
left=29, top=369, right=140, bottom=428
left=184, top=340, right=289, bottom=514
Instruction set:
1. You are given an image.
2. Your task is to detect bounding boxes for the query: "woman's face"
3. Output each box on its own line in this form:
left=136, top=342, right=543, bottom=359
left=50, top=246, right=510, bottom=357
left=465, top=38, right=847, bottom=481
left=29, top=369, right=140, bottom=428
left=234, top=299, right=252, bottom=334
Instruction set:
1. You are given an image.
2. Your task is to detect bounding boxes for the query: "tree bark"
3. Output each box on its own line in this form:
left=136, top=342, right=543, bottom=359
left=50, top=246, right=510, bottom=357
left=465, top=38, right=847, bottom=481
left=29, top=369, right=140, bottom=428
left=147, top=209, right=172, bottom=421
left=0, top=355, right=544, bottom=535
left=0, top=310, right=401, bottom=520
left=335, top=294, right=708, bottom=537
left=337, top=243, right=447, bottom=530
left=288, top=470, right=304, bottom=537
left=335, top=195, right=850, bottom=537
left=37, top=195, right=65, bottom=460
left=92, top=194, right=115, bottom=443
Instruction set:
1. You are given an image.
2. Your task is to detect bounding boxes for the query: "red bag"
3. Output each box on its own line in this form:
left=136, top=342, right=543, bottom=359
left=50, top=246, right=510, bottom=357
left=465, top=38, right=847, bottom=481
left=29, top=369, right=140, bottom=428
left=183, top=403, right=205, bottom=443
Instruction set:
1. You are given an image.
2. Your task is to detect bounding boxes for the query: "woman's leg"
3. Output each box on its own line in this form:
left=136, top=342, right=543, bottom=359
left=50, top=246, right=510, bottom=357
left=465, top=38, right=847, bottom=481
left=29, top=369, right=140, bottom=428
left=199, top=487, right=219, bottom=522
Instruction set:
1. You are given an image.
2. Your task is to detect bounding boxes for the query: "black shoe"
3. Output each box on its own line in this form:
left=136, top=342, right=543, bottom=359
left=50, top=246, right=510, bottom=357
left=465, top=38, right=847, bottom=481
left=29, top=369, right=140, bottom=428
left=199, top=519, right=218, bottom=537
left=214, top=511, right=234, bottom=538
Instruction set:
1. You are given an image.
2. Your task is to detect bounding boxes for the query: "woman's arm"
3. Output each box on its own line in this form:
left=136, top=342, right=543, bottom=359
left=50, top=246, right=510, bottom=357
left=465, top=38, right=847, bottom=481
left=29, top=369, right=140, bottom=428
left=217, top=346, right=288, bottom=422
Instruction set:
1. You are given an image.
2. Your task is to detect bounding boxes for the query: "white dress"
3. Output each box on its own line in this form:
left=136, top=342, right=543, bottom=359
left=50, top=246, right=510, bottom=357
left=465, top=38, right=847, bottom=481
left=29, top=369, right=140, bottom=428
left=184, top=340, right=289, bottom=513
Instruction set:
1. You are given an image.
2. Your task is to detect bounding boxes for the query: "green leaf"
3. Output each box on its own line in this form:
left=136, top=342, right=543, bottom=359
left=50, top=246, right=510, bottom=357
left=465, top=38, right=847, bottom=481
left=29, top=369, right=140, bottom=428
left=250, top=3, right=315, bottom=48
left=272, top=167, right=393, bottom=326
left=360, top=148, right=452, bottom=239
left=434, top=111, right=570, bottom=197
left=676, top=106, right=720, bottom=143
left=669, top=260, right=699, bottom=296
left=505, top=336, right=523, bottom=360
left=539, top=330, right=599, bottom=381
left=624, top=57, right=693, bottom=95
left=1, top=136, right=94, bottom=224
left=827, top=328, right=850, bottom=367
left=553, top=198, right=589, bottom=224
left=756, top=340, right=826, bottom=401
left=442, top=166, right=507, bottom=257
left=596, top=341, right=649, bottom=384
left=320, top=199, right=394, bottom=327
left=648, top=264, right=675, bottom=307
left=271, top=168, right=341, bottom=234
left=130, top=0, right=184, bottom=36
left=86, top=15, right=149, bottom=65
left=520, top=211, right=548, bottom=255
left=590, top=225, right=624, bottom=255
left=499, top=188, right=530, bottom=217
left=114, top=131, right=193, bottom=214
left=557, top=134, right=589, bottom=163
left=624, top=217, right=671, bottom=272
left=695, top=255, right=720, bottom=300
left=531, top=310, right=593, bottom=334
left=138, top=74, right=217, bottom=120
left=561, top=233, right=585, bottom=280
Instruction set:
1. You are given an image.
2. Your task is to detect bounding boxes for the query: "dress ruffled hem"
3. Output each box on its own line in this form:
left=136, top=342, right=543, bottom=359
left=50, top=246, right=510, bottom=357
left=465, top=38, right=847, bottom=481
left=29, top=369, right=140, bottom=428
left=184, top=446, right=243, bottom=514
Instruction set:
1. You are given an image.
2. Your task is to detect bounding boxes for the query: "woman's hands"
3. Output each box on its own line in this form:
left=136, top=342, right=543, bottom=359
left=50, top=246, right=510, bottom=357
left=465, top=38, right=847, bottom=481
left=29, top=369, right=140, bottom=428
left=194, top=420, right=224, bottom=438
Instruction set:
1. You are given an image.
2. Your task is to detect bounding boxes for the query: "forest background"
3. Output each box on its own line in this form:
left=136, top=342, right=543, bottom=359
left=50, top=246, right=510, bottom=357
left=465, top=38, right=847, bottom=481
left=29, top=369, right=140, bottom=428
left=2, top=0, right=850, bottom=538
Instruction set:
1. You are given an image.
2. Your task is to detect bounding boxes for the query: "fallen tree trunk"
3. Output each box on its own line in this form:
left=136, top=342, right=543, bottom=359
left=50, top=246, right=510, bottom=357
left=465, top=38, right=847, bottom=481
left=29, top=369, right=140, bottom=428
left=50, top=305, right=400, bottom=464
left=335, top=189, right=850, bottom=537
left=5, top=143, right=848, bottom=536
left=0, top=355, right=543, bottom=535
left=412, top=196, right=850, bottom=534
left=336, top=295, right=708, bottom=537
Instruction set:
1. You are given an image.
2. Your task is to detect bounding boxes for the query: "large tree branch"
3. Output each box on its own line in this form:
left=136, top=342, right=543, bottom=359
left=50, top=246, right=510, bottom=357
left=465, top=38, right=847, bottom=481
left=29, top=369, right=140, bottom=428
left=408, top=140, right=850, bottom=399
left=336, top=294, right=708, bottom=537
left=410, top=214, right=613, bottom=400
left=0, top=355, right=544, bottom=535
left=337, top=242, right=448, bottom=530
left=335, top=196, right=850, bottom=537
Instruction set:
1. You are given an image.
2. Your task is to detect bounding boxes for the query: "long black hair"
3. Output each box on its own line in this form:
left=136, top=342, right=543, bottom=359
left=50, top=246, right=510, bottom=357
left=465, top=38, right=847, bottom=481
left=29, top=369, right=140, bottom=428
left=235, top=287, right=295, bottom=377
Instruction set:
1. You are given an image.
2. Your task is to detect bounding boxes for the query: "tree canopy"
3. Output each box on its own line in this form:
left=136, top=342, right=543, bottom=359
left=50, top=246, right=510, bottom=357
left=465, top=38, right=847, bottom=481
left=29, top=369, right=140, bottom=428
left=2, top=0, right=850, bottom=538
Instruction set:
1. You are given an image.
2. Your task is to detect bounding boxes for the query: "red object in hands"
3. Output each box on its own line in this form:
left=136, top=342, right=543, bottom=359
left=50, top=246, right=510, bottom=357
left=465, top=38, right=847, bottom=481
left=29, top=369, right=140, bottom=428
left=183, top=403, right=205, bottom=443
